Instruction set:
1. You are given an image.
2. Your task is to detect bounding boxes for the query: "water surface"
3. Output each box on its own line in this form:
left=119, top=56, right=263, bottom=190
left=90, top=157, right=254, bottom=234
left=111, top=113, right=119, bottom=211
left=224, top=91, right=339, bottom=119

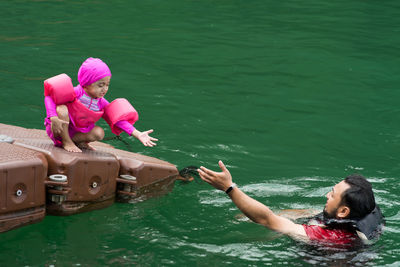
left=0, top=0, right=399, bottom=265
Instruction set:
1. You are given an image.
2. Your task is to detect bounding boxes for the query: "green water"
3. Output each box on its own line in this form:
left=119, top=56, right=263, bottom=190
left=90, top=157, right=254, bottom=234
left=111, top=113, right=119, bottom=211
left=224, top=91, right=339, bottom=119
left=1, top=0, right=400, bottom=265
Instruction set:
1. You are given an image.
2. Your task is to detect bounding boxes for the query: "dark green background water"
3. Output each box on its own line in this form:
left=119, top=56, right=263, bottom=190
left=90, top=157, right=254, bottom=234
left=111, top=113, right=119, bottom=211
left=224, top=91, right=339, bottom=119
left=1, top=0, right=399, bottom=266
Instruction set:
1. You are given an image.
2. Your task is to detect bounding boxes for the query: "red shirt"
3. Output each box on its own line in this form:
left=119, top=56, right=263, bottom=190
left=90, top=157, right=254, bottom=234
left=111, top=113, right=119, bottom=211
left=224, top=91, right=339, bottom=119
left=303, top=224, right=358, bottom=245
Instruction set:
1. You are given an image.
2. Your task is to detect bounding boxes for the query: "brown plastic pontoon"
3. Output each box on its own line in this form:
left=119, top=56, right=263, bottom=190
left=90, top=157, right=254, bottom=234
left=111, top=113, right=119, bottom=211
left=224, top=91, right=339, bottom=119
left=0, top=142, right=47, bottom=232
left=0, top=123, right=181, bottom=232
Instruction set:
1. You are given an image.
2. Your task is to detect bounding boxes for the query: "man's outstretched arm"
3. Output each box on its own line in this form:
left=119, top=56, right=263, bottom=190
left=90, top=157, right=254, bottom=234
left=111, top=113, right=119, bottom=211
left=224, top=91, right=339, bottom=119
left=198, top=161, right=308, bottom=240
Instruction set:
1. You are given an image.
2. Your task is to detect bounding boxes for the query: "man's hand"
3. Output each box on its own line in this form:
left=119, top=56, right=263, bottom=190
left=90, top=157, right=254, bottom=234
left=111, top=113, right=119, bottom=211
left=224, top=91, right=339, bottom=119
left=198, top=160, right=233, bottom=191
left=198, top=161, right=308, bottom=239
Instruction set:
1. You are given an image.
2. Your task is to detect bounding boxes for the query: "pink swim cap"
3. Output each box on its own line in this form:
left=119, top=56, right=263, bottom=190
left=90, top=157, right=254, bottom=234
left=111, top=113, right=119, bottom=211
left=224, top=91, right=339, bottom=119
left=77, top=57, right=112, bottom=87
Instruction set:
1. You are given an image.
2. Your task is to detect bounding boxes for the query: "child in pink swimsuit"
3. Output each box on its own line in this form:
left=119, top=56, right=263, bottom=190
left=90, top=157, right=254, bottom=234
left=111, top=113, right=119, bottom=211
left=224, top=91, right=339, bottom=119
left=44, top=57, right=158, bottom=152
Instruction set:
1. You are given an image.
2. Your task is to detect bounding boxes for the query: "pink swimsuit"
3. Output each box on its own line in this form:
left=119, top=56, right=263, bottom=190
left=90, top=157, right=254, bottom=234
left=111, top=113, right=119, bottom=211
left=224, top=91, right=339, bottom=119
left=44, top=85, right=134, bottom=146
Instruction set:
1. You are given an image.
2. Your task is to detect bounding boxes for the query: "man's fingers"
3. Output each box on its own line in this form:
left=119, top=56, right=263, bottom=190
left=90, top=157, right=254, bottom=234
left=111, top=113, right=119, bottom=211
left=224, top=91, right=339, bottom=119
left=218, top=160, right=228, bottom=172
left=199, top=166, right=216, bottom=177
left=198, top=169, right=212, bottom=183
left=198, top=168, right=209, bottom=178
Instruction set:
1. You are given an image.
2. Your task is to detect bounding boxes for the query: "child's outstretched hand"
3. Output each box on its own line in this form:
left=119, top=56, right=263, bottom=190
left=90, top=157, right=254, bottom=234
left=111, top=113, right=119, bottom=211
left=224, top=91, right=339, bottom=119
left=132, top=129, right=158, bottom=147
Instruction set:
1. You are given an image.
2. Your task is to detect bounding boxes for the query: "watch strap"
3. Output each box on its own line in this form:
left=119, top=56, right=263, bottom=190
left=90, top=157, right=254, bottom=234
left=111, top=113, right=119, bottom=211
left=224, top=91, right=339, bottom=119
left=225, top=183, right=237, bottom=194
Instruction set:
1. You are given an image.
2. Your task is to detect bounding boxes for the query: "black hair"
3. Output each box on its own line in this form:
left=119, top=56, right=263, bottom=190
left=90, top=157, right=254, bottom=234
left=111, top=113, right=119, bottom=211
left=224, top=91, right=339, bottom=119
left=340, top=174, right=376, bottom=220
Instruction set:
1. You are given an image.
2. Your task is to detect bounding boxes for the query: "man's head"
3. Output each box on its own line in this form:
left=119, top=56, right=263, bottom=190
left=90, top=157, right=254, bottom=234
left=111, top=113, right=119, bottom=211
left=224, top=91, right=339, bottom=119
left=324, top=174, right=376, bottom=220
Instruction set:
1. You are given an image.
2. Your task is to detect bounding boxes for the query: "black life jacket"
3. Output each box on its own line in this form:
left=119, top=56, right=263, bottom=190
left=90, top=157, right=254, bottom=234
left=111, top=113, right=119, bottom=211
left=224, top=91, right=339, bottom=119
left=312, top=205, right=385, bottom=241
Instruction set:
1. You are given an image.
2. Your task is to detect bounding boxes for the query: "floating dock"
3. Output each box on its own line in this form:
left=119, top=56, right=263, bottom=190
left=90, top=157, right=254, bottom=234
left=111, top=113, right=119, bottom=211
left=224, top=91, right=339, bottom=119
left=0, top=123, right=181, bottom=232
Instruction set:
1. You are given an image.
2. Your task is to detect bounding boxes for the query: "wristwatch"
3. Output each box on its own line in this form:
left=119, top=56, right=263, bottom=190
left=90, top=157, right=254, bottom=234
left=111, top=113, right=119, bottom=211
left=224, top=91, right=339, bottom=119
left=225, top=183, right=237, bottom=194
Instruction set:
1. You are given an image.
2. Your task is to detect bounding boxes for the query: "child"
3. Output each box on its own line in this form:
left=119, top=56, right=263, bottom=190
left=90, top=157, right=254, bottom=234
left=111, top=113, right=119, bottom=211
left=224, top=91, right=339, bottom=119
left=44, top=57, right=158, bottom=153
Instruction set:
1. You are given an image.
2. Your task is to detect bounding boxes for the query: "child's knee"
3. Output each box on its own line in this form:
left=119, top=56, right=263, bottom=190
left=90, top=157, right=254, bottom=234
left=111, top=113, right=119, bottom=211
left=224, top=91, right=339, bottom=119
left=56, top=105, right=69, bottom=120
left=92, top=127, right=105, bottom=140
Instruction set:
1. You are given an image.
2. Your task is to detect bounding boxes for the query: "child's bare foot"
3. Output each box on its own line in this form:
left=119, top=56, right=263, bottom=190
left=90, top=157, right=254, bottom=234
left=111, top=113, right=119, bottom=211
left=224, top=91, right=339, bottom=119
left=63, top=141, right=82, bottom=153
left=77, top=142, right=96, bottom=151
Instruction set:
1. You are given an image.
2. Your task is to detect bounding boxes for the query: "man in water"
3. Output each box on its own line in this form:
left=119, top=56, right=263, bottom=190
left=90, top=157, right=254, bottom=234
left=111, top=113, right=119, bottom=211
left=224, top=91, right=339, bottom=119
left=198, top=161, right=384, bottom=245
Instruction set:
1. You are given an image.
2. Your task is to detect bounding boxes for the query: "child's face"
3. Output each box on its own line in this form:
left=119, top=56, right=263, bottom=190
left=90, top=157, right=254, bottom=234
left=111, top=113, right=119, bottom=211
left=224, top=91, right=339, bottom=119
left=84, top=76, right=111, bottom=98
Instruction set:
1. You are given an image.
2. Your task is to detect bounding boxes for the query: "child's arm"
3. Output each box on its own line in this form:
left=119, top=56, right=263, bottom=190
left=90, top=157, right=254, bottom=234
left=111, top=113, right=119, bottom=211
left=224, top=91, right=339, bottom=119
left=131, top=129, right=158, bottom=147
left=44, top=96, right=58, bottom=118
left=101, top=98, right=157, bottom=147
left=114, top=121, right=158, bottom=147
left=44, top=96, right=68, bottom=136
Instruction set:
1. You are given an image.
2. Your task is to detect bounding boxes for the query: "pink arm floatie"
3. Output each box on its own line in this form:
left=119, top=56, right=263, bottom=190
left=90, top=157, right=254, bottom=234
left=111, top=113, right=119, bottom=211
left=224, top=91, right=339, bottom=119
left=44, top=73, right=76, bottom=105
left=103, top=98, right=139, bottom=135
